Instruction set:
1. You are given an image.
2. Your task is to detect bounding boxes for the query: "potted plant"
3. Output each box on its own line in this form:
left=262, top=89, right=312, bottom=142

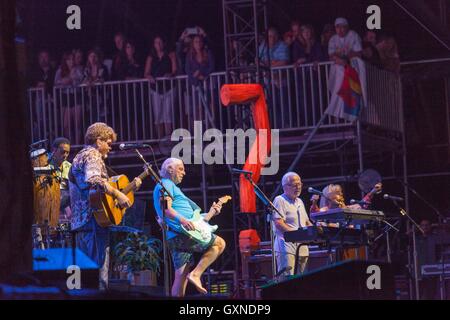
left=113, top=232, right=162, bottom=286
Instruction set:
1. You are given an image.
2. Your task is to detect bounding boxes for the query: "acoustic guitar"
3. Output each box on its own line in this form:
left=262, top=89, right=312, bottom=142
left=178, top=195, right=232, bottom=246
left=90, top=167, right=151, bottom=227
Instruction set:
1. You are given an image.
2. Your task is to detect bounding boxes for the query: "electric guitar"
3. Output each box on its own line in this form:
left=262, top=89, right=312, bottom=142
left=179, top=195, right=232, bottom=245
left=90, top=166, right=151, bottom=227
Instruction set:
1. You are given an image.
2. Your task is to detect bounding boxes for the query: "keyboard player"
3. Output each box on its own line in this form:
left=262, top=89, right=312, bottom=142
left=310, top=183, right=382, bottom=214
left=308, top=183, right=382, bottom=261
left=273, top=172, right=313, bottom=277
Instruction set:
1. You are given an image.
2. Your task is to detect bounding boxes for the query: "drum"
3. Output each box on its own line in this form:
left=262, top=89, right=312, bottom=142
left=30, top=148, right=48, bottom=168
left=32, top=148, right=60, bottom=228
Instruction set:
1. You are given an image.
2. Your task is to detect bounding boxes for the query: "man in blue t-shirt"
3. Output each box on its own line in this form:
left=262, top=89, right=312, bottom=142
left=153, top=158, right=225, bottom=297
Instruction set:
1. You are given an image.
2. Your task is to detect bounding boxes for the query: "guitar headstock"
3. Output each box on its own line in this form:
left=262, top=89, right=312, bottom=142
left=218, top=195, right=232, bottom=205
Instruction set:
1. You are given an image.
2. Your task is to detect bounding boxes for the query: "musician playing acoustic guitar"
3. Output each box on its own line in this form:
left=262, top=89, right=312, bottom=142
left=69, top=122, right=142, bottom=289
left=153, top=157, right=226, bottom=297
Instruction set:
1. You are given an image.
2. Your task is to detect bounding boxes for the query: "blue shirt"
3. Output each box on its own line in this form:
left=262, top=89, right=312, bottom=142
left=258, top=41, right=290, bottom=64
left=153, top=178, right=201, bottom=239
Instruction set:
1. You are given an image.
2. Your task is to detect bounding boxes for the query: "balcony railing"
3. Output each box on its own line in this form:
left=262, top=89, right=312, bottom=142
left=27, top=61, right=403, bottom=146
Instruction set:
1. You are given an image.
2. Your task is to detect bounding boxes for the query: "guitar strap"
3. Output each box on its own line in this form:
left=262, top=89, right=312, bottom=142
left=186, top=198, right=201, bottom=212
left=106, top=165, right=119, bottom=177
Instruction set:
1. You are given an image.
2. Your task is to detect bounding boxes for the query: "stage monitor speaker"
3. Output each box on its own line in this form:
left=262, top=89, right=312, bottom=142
left=33, top=248, right=99, bottom=289
left=260, top=260, right=395, bottom=300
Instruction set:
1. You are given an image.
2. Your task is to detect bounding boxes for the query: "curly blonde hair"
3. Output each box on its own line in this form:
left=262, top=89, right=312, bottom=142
left=84, top=122, right=117, bottom=145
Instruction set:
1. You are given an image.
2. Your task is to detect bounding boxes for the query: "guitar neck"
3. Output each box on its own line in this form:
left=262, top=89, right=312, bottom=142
left=122, top=170, right=150, bottom=195
left=203, top=198, right=225, bottom=222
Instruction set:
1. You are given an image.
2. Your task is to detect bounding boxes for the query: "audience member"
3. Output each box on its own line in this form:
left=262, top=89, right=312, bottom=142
left=362, top=30, right=382, bottom=68
left=320, top=24, right=335, bottom=61
left=144, top=36, right=177, bottom=138
left=29, top=49, right=56, bottom=93
left=258, top=27, right=290, bottom=128
left=327, top=17, right=367, bottom=120
left=377, top=35, right=401, bottom=74
left=72, top=49, right=84, bottom=69
left=118, top=40, right=142, bottom=80
left=176, top=26, right=209, bottom=75
left=185, top=34, right=215, bottom=121
left=258, top=27, right=290, bottom=67
left=54, top=52, right=84, bottom=143
left=83, top=49, right=109, bottom=84
left=292, top=24, right=324, bottom=65
left=111, top=32, right=127, bottom=80
left=284, top=20, right=301, bottom=55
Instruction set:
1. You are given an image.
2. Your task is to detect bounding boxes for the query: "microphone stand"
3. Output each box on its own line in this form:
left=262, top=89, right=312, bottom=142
left=389, top=198, right=423, bottom=300
left=241, top=173, right=282, bottom=281
left=396, top=178, right=448, bottom=300
left=134, top=149, right=173, bottom=297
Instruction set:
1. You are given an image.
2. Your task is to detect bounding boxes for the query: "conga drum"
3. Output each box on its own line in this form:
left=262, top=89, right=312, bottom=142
left=31, top=149, right=60, bottom=228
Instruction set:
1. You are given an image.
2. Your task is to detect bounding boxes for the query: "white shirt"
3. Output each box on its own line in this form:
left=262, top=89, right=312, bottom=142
left=273, top=194, right=310, bottom=257
left=328, top=30, right=362, bottom=58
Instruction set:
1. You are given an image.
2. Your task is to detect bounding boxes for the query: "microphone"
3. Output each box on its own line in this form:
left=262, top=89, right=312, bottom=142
left=308, top=187, right=324, bottom=196
left=232, top=168, right=253, bottom=175
left=383, top=194, right=404, bottom=202
left=119, top=143, right=151, bottom=150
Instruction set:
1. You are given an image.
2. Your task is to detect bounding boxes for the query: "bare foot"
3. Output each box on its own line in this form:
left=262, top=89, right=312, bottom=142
left=187, top=272, right=207, bottom=294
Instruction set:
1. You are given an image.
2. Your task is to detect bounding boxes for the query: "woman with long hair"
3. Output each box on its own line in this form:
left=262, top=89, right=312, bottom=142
left=185, top=35, right=215, bottom=122
left=54, top=51, right=84, bottom=144
left=292, top=24, right=324, bottom=66
left=144, top=36, right=177, bottom=138
left=119, top=40, right=142, bottom=80
left=84, top=49, right=108, bottom=84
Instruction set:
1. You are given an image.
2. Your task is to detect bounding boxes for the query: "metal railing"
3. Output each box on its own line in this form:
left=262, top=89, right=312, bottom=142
left=27, top=61, right=403, bottom=145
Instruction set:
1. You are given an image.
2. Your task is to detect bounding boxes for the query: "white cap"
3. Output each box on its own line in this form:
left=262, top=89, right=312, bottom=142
left=30, top=148, right=46, bottom=159
left=335, top=17, right=349, bottom=26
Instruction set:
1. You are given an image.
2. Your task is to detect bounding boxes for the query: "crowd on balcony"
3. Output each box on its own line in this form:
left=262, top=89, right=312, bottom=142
left=28, top=18, right=400, bottom=91
left=28, top=18, right=400, bottom=142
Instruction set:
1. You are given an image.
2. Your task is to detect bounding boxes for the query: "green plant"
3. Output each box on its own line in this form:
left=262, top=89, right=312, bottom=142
left=113, top=233, right=162, bottom=274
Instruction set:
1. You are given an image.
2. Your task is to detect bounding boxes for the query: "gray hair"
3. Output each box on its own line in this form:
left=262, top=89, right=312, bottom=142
left=281, top=172, right=300, bottom=186
left=160, top=157, right=183, bottom=178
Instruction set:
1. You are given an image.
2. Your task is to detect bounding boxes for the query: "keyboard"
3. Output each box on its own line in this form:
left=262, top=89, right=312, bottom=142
left=284, top=226, right=367, bottom=247
left=311, top=208, right=385, bottom=225
left=421, top=264, right=450, bottom=276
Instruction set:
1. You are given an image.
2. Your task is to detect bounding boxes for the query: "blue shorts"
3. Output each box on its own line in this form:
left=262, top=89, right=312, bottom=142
left=167, top=233, right=216, bottom=270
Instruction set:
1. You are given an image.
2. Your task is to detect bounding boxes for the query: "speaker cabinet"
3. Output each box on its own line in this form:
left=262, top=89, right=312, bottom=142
left=260, top=260, right=395, bottom=300
left=32, top=248, right=99, bottom=289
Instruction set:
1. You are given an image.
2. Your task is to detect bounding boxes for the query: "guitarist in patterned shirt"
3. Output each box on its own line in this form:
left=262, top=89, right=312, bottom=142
left=69, top=122, right=142, bottom=289
left=153, top=157, right=226, bottom=297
